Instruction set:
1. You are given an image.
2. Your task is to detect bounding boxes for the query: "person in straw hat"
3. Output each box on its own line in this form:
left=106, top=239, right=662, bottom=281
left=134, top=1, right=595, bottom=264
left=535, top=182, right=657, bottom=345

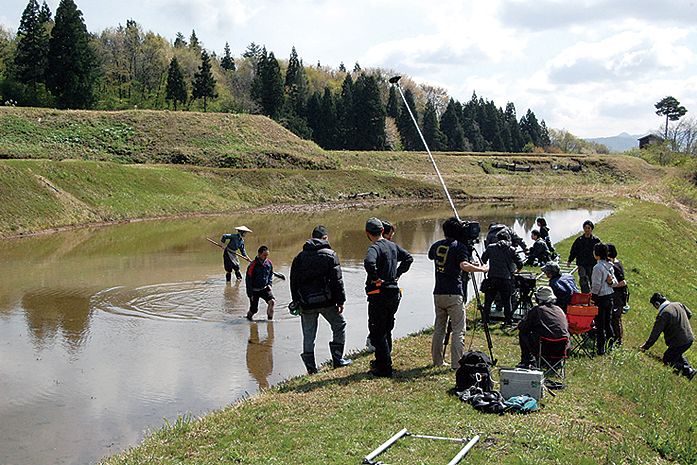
left=516, top=286, right=570, bottom=369
left=221, top=226, right=252, bottom=282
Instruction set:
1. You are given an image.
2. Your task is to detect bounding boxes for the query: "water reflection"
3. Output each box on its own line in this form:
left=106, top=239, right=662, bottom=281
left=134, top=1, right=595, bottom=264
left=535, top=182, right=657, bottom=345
left=246, top=322, right=275, bottom=390
left=0, top=202, right=612, bottom=465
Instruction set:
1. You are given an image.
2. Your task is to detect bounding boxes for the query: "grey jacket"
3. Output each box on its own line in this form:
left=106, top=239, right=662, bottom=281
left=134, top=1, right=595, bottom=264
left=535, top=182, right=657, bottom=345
left=643, top=301, right=694, bottom=349
left=591, top=260, right=615, bottom=297
left=482, top=240, right=523, bottom=280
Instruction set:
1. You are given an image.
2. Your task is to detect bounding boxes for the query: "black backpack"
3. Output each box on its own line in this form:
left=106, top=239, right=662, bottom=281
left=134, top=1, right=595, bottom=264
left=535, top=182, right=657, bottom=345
left=456, top=351, right=494, bottom=392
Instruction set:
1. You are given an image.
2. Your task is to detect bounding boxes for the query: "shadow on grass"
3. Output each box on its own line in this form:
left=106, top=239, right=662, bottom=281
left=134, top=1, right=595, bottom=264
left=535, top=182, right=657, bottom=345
left=279, top=363, right=443, bottom=394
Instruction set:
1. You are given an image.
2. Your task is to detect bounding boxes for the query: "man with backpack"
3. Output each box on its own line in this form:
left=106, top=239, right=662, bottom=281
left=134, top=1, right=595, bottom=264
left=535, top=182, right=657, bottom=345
left=364, top=218, right=413, bottom=378
left=290, top=225, right=351, bottom=374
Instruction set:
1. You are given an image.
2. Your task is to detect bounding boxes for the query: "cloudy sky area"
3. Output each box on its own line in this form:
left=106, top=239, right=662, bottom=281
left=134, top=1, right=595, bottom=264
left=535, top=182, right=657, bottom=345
left=2, top=0, right=696, bottom=137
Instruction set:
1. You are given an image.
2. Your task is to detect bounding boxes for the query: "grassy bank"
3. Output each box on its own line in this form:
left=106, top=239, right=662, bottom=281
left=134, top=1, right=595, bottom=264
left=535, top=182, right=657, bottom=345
left=0, top=153, right=662, bottom=238
left=102, top=200, right=696, bottom=465
left=0, top=159, right=445, bottom=236
left=0, top=107, right=334, bottom=168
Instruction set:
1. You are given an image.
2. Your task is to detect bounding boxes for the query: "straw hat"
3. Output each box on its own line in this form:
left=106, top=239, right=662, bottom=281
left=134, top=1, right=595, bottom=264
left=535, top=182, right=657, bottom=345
left=235, top=226, right=253, bottom=233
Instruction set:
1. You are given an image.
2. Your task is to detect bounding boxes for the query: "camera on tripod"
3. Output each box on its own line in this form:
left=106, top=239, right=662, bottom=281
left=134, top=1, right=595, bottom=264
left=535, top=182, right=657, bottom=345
left=455, top=220, right=481, bottom=246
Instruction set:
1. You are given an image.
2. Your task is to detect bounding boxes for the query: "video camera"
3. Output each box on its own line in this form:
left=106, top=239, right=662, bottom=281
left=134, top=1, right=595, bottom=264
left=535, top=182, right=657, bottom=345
left=455, top=220, right=481, bottom=245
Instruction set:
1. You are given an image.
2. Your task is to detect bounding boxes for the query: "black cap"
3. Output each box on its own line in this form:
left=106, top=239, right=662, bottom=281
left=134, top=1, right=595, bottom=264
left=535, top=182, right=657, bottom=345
left=312, top=225, right=328, bottom=239
left=649, top=292, right=666, bottom=306
left=365, top=217, right=384, bottom=235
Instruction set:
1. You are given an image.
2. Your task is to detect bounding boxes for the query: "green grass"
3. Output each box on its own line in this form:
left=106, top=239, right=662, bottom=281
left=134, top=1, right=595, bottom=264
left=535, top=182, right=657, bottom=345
left=101, top=200, right=696, bottom=465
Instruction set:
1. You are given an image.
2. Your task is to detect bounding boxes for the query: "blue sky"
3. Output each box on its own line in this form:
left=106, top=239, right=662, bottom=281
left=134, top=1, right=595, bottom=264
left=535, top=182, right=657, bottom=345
left=2, top=0, right=696, bottom=137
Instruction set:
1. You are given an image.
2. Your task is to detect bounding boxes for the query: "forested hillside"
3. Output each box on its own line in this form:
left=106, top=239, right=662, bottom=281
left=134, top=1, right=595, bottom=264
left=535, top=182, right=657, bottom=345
left=0, top=0, right=557, bottom=154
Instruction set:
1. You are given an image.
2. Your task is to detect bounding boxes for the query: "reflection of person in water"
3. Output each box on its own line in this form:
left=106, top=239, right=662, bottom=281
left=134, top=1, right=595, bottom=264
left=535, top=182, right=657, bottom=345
left=246, top=321, right=274, bottom=390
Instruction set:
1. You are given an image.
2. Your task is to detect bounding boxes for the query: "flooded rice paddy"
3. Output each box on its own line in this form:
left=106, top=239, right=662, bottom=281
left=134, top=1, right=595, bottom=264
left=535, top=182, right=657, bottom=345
left=0, top=202, right=611, bottom=464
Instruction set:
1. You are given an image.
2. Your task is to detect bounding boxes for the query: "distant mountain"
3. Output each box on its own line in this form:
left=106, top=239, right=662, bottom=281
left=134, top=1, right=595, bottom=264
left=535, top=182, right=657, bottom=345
left=585, top=132, right=644, bottom=153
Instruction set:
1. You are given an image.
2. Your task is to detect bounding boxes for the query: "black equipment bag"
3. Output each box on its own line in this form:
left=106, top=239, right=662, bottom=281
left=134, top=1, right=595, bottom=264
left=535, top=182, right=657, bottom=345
left=456, top=351, right=494, bottom=392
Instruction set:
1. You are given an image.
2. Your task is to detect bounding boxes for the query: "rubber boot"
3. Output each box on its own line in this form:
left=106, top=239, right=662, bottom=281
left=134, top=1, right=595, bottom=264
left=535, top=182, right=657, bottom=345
left=301, top=352, right=318, bottom=374
left=225, top=272, right=232, bottom=282
left=329, top=342, right=352, bottom=368
left=235, top=270, right=243, bottom=280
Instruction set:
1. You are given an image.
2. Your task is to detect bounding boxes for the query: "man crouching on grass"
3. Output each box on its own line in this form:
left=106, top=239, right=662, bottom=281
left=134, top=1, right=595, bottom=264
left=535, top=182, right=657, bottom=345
left=245, top=246, right=275, bottom=321
left=640, top=293, right=695, bottom=380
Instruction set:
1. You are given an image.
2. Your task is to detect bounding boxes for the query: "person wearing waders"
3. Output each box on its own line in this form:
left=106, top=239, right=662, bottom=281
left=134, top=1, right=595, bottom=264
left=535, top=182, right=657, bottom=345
left=290, top=225, right=351, bottom=374
left=567, top=220, right=601, bottom=293
left=428, top=217, right=488, bottom=369
left=245, top=246, right=275, bottom=320
left=221, top=226, right=252, bottom=282
left=364, top=218, right=413, bottom=377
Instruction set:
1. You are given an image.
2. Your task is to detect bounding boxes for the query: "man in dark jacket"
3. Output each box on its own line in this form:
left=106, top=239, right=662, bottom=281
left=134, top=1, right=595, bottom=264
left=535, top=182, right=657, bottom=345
left=526, top=229, right=551, bottom=266
left=481, top=230, right=524, bottom=327
left=566, top=220, right=601, bottom=293
left=364, top=217, right=413, bottom=377
left=290, top=225, right=351, bottom=374
left=245, top=246, right=275, bottom=320
left=517, top=286, right=570, bottom=368
left=640, top=293, right=695, bottom=380
left=541, top=262, right=578, bottom=311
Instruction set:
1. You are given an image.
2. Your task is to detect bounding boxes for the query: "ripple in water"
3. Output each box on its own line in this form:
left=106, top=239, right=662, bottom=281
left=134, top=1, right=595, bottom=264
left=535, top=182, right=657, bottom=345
left=91, top=279, right=265, bottom=322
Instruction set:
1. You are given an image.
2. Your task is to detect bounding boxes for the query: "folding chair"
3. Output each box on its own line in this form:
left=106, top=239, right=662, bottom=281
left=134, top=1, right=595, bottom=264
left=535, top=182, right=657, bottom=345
left=567, top=305, right=598, bottom=358
left=569, top=292, right=592, bottom=306
left=538, top=336, right=568, bottom=379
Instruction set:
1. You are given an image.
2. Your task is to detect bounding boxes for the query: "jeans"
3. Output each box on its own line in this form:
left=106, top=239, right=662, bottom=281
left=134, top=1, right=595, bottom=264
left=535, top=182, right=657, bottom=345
left=484, top=277, right=513, bottom=323
left=432, top=294, right=465, bottom=369
left=368, top=290, right=401, bottom=374
left=300, top=305, right=346, bottom=355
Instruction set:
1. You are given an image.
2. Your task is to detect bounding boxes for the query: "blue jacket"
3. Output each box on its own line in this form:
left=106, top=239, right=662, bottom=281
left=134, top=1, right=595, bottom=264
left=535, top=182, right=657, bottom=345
left=549, top=273, right=578, bottom=309
left=246, top=257, right=273, bottom=296
left=221, top=233, right=247, bottom=257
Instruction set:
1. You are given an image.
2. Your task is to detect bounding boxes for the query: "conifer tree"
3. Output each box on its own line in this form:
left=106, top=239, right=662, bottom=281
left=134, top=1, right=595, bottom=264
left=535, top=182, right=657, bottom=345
left=173, top=32, right=187, bottom=48
left=520, top=109, right=543, bottom=147
left=306, top=91, right=322, bottom=140
left=220, top=42, right=235, bottom=71
left=243, top=42, right=262, bottom=60
left=15, top=0, right=50, bottom=98
left=353, top=62, right=361, bottom=73
left=386, top=86, right=400, bottom=118
left=540, top=120, right=551, bottom=147
left=318, top=87, right=338, bottom=149
left=189, top=30, right=201, bottom=52
left=336, top=73, right=356, bottom=148
left=441, top=98, right=466, bottom=151
left=284, top=46, right=307, bottom=116
left=252, top=49, right=284, bottom=118
left=397, top=88, right=421, bottom=151
left=422, top=99, right=446, bottom=151
left=192, top=50, right=216, bottom=111
left=504, top=102, right=524, bottom=152
left=46, top=0, right=96, bottom=108
left=38, top=1, right=52, bottom=24
left=353, top=73, right=385, bottom=150
left=165, top=56, right=186, bottom=110
left=338, top=62, right=346, bottom=73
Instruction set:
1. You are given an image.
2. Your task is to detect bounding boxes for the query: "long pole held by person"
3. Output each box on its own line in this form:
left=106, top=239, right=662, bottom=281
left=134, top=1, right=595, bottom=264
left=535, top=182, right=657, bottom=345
left=389, top=75, right=460, bottom=222
left=390, top=76, right=495, bottom=364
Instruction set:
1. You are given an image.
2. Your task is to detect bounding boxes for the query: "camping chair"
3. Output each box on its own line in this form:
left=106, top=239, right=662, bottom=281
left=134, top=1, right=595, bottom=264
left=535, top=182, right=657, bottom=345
left=569, top=292, right=592, bottom=306
left=567, top=305, right=598, bottom=358
left=538, top=336, right=568, bottom=379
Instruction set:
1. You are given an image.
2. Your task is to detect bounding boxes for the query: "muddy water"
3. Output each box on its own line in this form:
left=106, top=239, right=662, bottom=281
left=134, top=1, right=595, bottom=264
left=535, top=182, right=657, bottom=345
left=0, top=202, right=610, bottom=464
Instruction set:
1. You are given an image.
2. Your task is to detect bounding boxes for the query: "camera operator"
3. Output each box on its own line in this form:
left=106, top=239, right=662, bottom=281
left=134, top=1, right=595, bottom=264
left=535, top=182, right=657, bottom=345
left=428, top=217, right=488, bottom=369
left=482, top=230, right=524, bottom=327
left=485, top=223, right=527, bottom=253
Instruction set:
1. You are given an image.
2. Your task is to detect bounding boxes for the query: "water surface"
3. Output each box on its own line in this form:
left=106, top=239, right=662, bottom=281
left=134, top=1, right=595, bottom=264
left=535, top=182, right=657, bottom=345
left=0, top=202, right=611, bottom=464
